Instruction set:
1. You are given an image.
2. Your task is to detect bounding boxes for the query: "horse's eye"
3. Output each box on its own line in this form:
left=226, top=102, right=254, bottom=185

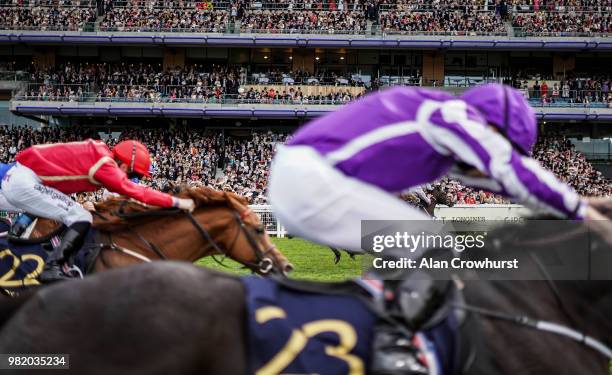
left=255, top=226, right=265, bottom=234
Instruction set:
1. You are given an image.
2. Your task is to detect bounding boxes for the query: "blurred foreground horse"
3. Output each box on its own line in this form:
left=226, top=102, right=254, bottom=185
left=0, top=217, right=609, bottom=374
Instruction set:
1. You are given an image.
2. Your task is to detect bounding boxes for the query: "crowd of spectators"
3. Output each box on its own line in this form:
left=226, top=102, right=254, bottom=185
left=21, top=62, right=365, bottom=103
left=0, top=125, right=608, bottom=206
left=376, top=0, right=494, bottom=12
left=99, top=7, right=229, bottom=31
left=410, top=134, right=611, bottom=205
left=1, top=0, right=611, bottom=35
left=19, top=61, right=612, bottom=109
left=217, top=131, right=287, bottom=203
left=113, top=127, right=221, bottom=193
left=511, top=0, right=611, bottom=13
left=249, top=69, right=366, bottom=86
left=23, top=62, right=242, bottom=101
left=0, top=3, right=96, bottom=31
left=515, top=76, right=612, bottom=107
left=236, top=86, right=360, bottom=104
left=513, top=11, right=611, bottom=35
left=534, top=136, right=610, bottom=196
left=378, top=9, right=506, bottom=35
left=239, top=9, right=367, bottom=33
left=432, top=177, right=509, bottom=205
left=23, top=84, right=87, bottom=102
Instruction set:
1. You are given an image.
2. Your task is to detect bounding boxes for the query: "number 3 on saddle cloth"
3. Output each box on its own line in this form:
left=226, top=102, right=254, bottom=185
left=242, top=276, right=459, bottom=375
left=0, top=220, right=96, bottom=295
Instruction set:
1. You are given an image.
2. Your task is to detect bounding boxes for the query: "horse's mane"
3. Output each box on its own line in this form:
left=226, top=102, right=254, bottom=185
left=93, top=186, right=249, bottom=231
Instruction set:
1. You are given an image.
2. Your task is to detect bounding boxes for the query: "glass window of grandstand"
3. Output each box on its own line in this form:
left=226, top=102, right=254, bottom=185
left=444, top=52, right=500, bottom=87
left=376, top=53, right=422, bottom=87
left=246, top=49, right=361, bottom=86
left=0, top=46, right=33, bottom=82
left=509, top=52, right=555, bottom=100
left=509, top=53, right=553, bottom=82
left=574, top=53, right=612, bottom=80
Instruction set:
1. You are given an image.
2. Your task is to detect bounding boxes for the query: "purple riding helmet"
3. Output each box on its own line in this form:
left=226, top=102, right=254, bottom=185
left=461, top=83, right=537, bottom=156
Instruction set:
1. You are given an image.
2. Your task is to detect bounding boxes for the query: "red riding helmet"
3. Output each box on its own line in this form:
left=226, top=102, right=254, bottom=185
left=112, top=140, right=152, bottom=177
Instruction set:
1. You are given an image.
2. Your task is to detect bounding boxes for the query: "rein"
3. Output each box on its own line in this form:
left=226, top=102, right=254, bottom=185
left=202, top=210, right=275, bottom=273
left=453, top=302, right=612, bottom=360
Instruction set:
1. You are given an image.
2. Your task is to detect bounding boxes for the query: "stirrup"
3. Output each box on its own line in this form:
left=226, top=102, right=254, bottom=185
left=63, top=264, right=84, bottom=279
left=7, top=218, right=38, bottom=242
left=371, top=331, right=429, bottom=375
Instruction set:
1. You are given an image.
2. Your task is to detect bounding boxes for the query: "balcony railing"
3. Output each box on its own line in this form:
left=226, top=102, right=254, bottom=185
left=0, top=71, right=27, bottom=81
left=0, top=22, right=96, bottom=31
left=100, top=1, right=612, bottom=12
left=13, top=92, right=358, bottom=105
left=97, top=25, right=230, bottom=33
left=14, top=81, right=612, bottom=109
left=513, top=28, right=611, bottom=38
left=2, top=21, right=612, bottom=37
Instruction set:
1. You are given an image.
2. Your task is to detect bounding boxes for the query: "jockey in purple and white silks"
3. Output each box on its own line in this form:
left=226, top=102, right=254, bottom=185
left=268, top=84, right=595, bottom=253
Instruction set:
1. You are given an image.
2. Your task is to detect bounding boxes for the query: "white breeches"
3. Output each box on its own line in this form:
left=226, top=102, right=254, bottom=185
left=1, top=163, right=92, bottom=226
left=268, top=145, right=430, bottom=253
left=0, top=190, right=20, bottom=213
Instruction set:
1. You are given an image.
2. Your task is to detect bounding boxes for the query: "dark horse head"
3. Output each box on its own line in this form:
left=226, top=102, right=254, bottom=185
left=0, top=217, right=609, bottom=374
left=455, top=217, right=612, bottom=374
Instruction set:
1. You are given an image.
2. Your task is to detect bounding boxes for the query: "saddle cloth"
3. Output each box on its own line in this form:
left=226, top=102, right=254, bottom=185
left=242, top=276, right=458, bottom=375
left=0, top=236, right=47, bottom=293
left=0, top=230, right=96, bottom=294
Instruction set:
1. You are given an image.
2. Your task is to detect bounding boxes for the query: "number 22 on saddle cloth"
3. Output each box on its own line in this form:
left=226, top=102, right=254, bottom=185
left=0, top=236, right=45, bottom=292
left=243, top=276, right=377, bottom=375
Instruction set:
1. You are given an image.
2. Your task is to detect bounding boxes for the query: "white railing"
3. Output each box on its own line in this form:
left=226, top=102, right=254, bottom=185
left=250, top=205, right=286, bottom=238
left=0, top=204, right=530, bottom=238
left=249, top=204, right=530, bottom=237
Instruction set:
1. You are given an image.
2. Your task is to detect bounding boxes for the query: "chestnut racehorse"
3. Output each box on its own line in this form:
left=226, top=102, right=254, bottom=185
left=25, top=187, right=293, bottom=276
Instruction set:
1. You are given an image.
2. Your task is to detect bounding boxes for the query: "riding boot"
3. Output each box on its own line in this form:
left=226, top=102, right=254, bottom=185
left=38, top=242, right=69, bottom=283
left=39, top=222, right=90, bottom=283
left=8, top=213, right=35, bottom=240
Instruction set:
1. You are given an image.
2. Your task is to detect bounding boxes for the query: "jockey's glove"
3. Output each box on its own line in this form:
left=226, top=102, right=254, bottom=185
left=173, top=197, right=196, bottom=212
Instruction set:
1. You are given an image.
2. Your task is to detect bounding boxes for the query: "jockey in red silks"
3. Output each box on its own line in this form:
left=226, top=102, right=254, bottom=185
left=1, top=139, right=195, bottom=281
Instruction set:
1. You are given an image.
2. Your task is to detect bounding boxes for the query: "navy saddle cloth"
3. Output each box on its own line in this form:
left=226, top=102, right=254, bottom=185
left=242, top=276, right=458, bottom=375
left=0, top=229, right=96, bottom=294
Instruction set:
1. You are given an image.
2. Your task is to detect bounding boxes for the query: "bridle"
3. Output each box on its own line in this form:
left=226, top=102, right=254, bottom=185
left=94, top=204, right=278, bottom=274
left=190, top=207, right=277, bottom=274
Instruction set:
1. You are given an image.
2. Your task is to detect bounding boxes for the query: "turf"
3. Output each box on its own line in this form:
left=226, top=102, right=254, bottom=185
left=196, top=237, right=363, bottom=281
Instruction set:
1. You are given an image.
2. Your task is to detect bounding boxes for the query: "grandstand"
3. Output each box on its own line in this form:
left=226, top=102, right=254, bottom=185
left=0, top=0, right=610, bottom=214
left=0, top=5, right=610, bottom=373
